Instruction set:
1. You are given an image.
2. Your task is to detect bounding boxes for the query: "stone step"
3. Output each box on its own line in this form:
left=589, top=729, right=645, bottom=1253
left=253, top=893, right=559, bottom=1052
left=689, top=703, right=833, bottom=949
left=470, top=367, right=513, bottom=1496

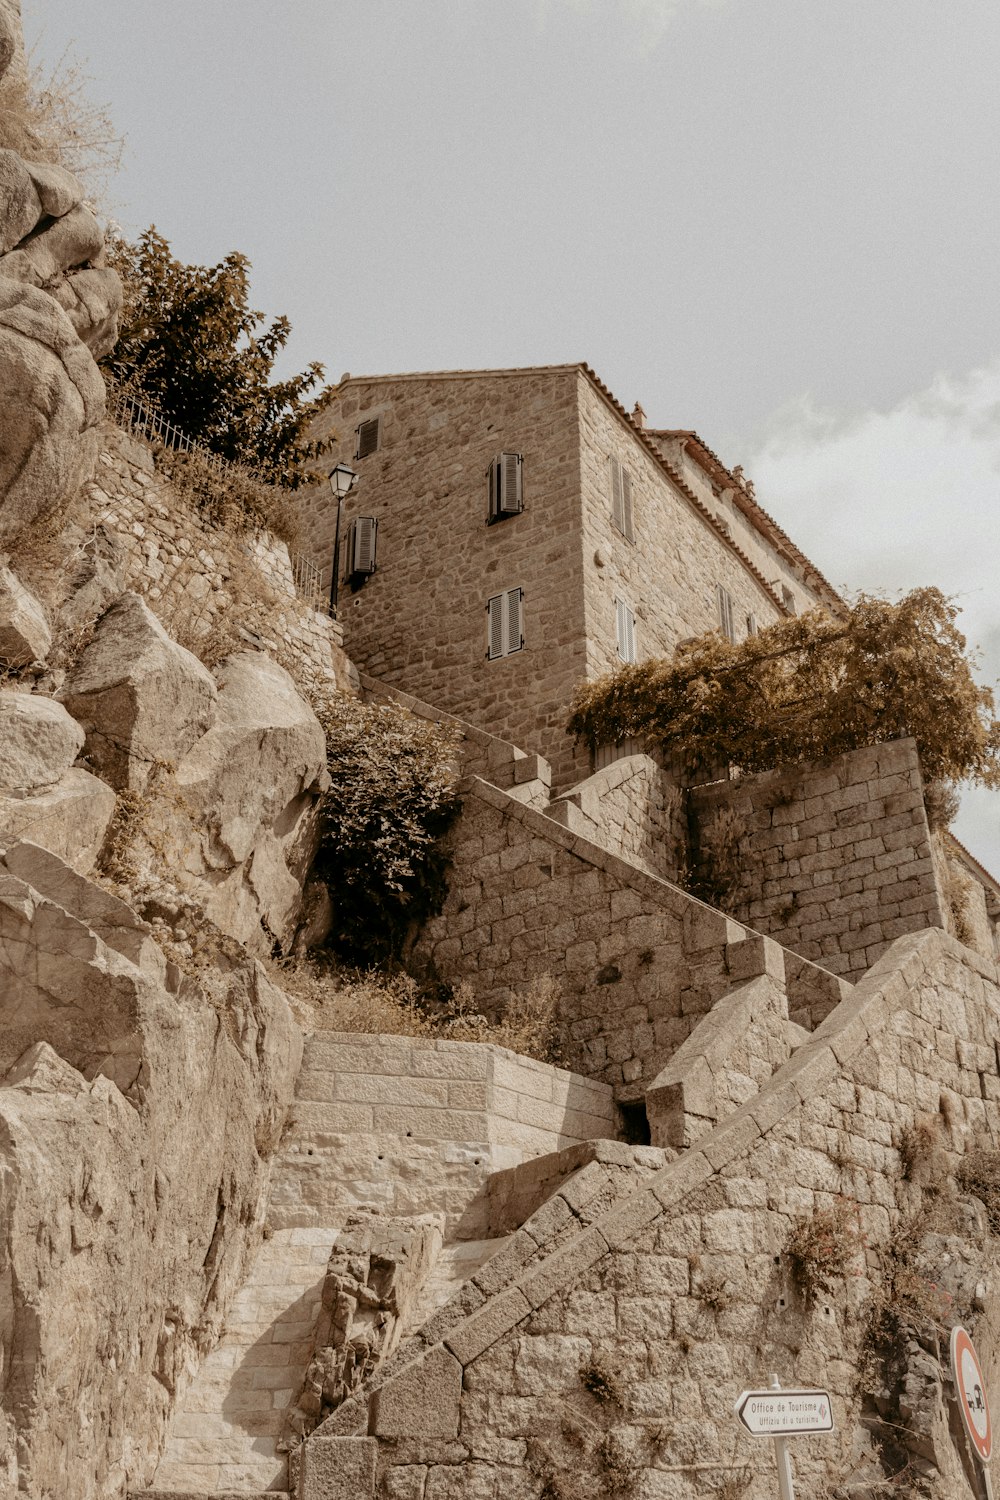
left=402, top=1236, right=506, bottom=1336
left=131, top=1492, right=283, bottom=1499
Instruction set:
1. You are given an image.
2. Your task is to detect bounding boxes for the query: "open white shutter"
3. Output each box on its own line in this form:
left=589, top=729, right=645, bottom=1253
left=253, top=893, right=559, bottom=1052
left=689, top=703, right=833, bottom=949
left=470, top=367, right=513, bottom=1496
left=616, top=598, right=636, bottom=663
left=717, top=585, right=736, bottom=641
left=506, top=587, right=523, bottom=652
left=487, top=595, right=505, bottom=658
left=500, top=453, right=523, bottom=514
left=621, top=467, right=634, bottom=542
left=354, top=516, right=377, bottom=574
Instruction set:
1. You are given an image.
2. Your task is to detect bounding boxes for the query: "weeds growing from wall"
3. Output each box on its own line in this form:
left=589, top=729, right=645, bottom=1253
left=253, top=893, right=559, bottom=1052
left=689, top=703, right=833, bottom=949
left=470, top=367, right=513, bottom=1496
left=785, top=1196, right=865, bottom=1306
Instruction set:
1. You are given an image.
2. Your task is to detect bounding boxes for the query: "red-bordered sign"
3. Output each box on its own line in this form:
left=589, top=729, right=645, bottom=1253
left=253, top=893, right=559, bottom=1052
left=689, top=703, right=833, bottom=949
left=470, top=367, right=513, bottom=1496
left=952, top=1325, right=993, bottom=1464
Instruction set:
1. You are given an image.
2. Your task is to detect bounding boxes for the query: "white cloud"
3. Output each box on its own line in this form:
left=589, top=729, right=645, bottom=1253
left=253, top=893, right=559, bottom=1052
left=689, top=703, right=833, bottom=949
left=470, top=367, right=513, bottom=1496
left=745, top=360, right=1000, bottom=874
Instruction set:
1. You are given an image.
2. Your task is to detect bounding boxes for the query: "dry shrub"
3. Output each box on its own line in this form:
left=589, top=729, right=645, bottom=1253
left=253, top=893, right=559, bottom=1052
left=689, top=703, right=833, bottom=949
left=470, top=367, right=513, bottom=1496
left=271, top=954, right=563, bottom=1066
left=0, top=47, right=124, bottom=202
left=690, top=804, right=745, bottom=909
left=923, top=778, right=960, bottom=831
left=596, top=1430, right=640, bottom=1496
left=898, top=1114, right=948, bottom=1186
left=957, top=1147, right=1000, bottom=1234
left=580, top=1351, right=625, bottom=1407
left=694, top=1268, right=731, bottom=1312
left=943, top=864, right=976, bottom=946
left=785, top=1196, right=864, bottom=1305
left=152, top=444, right=298, bottom=547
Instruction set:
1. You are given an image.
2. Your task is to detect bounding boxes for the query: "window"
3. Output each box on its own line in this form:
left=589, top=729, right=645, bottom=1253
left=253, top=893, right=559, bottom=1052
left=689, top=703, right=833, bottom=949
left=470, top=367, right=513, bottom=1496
left=487, top=452, right=523, bottom=523
left=782, top=584, right=797, bottom=615
left=487, top=588, right=523, bottom=659
left=615, top=597, right=637, bottom=663
left=717, top=584, right=736, bottom=642
left=609, top=457, right=634, bottom=542
left=355, top=417, right=380, bottom=459
left=344, top=516, right=377, bottom=581
left=746, top=613, right=758, bottom=637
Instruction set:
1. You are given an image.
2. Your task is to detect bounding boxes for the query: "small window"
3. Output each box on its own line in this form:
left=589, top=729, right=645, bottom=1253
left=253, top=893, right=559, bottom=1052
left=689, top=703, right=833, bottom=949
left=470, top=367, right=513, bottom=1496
left=355, top=417, right=380, bottom=460
left=717, top=584, right=736, bottom=642
left=615, top=598, right=637, bottom=663
left=487, top=452, right=523, bottom=523
left=746, top=613, right=758, bottom=637
left=782, top=585, right=797, bottom=615
left=609, top=457, right=634, bottom=542
left=487, top=588, right=523, bottom=659
left=344, top=516, right=377, bottom=582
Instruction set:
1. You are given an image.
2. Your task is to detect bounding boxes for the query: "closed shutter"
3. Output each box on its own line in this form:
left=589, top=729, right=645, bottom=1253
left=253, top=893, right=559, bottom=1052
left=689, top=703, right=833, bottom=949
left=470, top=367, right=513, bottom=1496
left=356, top=417, right=380, bottom=459
left=621, top=466, right=634, bottom=542
left=616, top=598, right=636, bottom=663
left=717, top=584, right=736, bottom=642
left=610, top=457, right=624, bottom=533
left=487, top=588, right=524, bottom=658
left=746, top=613, right=758, bottom=637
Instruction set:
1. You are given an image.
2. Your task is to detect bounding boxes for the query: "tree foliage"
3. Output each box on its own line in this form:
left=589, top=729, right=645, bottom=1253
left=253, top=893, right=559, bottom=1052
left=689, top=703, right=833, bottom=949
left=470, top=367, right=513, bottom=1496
left=568, top=588, right=1000, bottom=789
left=314, top=697, right=463, bottom=963
left=103, top=228, right=334, bottom=487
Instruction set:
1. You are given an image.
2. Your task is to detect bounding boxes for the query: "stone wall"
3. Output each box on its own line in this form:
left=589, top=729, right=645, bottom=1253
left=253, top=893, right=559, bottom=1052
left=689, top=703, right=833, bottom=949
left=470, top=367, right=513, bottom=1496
left=299, top=926, right=1000, bottom=1500
left=688, top=738, right=949, bottom=981
left=306, top=367, right=828, bottom=793
left=547, top=752, right=683, bottom=882
left=84, top=425, right=352, bottom=704
left=271, top=1031, right=618, bottom=1240
left=303, top=368, right=592, bottom=790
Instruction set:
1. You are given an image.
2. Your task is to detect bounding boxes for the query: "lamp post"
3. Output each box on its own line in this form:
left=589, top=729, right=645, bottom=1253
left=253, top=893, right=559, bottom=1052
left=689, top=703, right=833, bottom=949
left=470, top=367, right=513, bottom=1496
left=328, top=462, right=357, bottom=618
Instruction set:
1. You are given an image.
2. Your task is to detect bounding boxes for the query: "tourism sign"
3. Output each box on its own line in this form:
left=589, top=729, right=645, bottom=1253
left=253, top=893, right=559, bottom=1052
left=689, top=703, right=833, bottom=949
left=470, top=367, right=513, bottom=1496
left=736, top=1386, right=835, bottom=1437
left=951, top=1325, right=993, bottom=1466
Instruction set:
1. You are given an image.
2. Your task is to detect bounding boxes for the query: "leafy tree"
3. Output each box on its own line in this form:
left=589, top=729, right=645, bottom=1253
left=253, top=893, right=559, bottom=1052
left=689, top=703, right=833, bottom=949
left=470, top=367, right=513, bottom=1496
left=313, top=696, right=462, bottom=963
left=568, top=588, right=1000, bottom=792
left=103, top=228, right=334, bottom=487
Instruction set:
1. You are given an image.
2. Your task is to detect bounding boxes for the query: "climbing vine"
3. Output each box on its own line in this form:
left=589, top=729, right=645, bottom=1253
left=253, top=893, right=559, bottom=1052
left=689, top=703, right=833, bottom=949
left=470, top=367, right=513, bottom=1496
left=568, top=589, right=1000, bottom=793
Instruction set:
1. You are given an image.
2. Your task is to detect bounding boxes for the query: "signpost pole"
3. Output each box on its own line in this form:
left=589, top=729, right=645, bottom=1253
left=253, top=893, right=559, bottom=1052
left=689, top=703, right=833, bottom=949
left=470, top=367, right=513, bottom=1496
left=983, top=1470, right=994, bottom=1500
left=769, top=1375, right=796, bottom=1500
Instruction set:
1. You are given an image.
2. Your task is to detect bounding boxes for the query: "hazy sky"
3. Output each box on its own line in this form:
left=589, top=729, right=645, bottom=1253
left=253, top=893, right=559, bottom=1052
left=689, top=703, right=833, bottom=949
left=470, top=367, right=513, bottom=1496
left=25, top=0, right=1000, bottom=867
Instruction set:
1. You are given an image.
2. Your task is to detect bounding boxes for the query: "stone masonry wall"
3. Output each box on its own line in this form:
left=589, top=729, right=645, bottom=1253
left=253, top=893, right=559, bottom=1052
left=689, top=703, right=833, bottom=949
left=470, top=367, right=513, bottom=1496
left=576, top=372, right=795, bottom=682
left=689, top=738, right=948, bottom=982
left=304, top=367, right=829, bottom=793
left=547, top=752, right=683, bottom=882
left=302, top=926, right=1000, bottom=1500
left=85, top=425, right=352, bottom=703
left=415, top=776, right=753, bottom=1096
left=270, top=1031, right=618, bottom=1241
left=302, top=368, right=592, bottom=790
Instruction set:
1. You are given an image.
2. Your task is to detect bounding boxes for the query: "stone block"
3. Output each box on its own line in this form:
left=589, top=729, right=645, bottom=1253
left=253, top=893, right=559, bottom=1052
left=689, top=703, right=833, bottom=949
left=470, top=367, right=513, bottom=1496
left=371, top=1346, right=462, bottom=1439
left=445, top=1287, right=532, bottom=1365
left=299, top=1436, right=377, bottom=1500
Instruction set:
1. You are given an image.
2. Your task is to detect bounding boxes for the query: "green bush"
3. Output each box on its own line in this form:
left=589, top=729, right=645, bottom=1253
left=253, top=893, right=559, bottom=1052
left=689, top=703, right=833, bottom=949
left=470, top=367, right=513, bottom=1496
left=314, top=696, right=462, bottom=963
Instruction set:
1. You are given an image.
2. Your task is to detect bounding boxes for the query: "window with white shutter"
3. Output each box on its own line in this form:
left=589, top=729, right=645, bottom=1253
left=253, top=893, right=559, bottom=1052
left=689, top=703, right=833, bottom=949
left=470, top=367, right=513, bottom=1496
left=609, top=457, right=635, bottom=542
left=487, top=452, right=524, bottom=523
left=486, top=588, right=524, bottom=659
left=615, top=597, right=637, bottom=663
left=344, top=516, right=378, bottom=582
left=717, top=584, right=736, bottom=642
left=746, top=612, right=758, bottom=637
left=782, top=585, right=797, bottom=615
left=355, top=417, right=381, bottom=459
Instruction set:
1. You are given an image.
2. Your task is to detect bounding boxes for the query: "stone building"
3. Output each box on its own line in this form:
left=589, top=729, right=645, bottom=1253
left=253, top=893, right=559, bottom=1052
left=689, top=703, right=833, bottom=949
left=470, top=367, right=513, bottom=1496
left=299, top=364, right=841, bottom=789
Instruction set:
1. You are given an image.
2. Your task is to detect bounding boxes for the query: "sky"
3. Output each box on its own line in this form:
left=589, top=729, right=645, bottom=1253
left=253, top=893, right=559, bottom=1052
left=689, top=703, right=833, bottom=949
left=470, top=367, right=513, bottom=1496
left=23, top=0, right=1000, bottom=868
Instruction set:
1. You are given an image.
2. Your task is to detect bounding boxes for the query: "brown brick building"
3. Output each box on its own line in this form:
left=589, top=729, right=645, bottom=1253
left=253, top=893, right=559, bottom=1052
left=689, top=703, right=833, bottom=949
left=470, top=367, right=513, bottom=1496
left=298, top=364, right=839, bottom=789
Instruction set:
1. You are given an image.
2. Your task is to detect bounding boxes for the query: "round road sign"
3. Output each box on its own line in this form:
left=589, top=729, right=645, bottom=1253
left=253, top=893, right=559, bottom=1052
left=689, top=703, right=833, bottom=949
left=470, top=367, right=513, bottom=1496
left=952, top=1325, right=993, bottom=1465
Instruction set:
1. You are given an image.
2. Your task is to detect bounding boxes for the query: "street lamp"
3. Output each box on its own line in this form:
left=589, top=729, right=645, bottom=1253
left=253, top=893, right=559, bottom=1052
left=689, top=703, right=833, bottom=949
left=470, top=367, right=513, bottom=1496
left=328, top=463, right=357, bottom=618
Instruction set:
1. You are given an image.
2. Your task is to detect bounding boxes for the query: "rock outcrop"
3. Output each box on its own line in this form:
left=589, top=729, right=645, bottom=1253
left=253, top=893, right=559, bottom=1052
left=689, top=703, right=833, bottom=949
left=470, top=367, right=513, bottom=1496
left=60, top=591, right=218, bottom=791
left=0, top=4, right=121, bottom=545
left=0, top=557, right=50, bottom=663
left=0, top=839, right=301, bottom=1498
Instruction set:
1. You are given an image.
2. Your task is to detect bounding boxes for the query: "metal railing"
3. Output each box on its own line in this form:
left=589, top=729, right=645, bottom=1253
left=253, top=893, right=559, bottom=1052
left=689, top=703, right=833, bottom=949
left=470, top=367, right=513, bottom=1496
left=106, top=382, right=329, bottom=614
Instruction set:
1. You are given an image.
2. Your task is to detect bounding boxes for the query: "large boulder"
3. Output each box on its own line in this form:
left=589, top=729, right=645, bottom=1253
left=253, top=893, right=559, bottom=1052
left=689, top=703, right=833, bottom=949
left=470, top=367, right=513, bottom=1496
left=0, top=0, right=24, bottom=85
left=0, top=558, right=50, bottom=665
left=60, top=592, right=218, bottom=791
left=0, top=843, right=302, bottom=1496
left=0, top=690, right=83, bottom=791
left=166, top=652, right=329, bottom=950
left=49, top=265, right=123, bottom=358
left=0, top=768, right=116, bottom=873
left=0, top=148, right=41, bottom=253
left=0, top=202, right=106, bottom=288
left=0, top=275, right=105, bottom=543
